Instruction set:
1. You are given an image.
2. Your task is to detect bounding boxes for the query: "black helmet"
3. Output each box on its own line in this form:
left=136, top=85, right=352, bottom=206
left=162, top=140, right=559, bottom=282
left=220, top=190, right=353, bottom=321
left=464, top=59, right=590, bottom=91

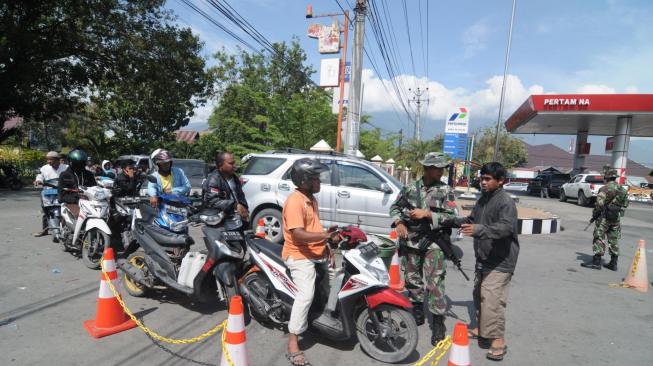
left=151, top=149, right=172, bottom=165
left=290, top=158, right=328, bottom=187
left=68, top=149, right=88, bottom=163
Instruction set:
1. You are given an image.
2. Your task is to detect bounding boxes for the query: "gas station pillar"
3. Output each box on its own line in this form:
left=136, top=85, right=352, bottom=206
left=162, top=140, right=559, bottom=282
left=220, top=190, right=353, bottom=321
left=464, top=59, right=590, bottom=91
left=573, top=130, right=588, bottom=175
left=611, top=116, right=632, bottom=185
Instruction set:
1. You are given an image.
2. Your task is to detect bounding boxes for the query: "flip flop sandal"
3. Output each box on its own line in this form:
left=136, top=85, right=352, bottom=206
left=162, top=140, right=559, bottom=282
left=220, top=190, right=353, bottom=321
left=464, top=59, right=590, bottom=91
left=286, top=351, right=312, bottom=366
left=486, top=345, right=508, bottom=361
left=467, top=330, right=479, bottom=339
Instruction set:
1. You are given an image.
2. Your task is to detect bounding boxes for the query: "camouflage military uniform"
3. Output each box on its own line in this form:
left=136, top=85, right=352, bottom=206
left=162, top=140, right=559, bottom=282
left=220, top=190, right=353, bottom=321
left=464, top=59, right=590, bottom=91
left=389, top=176, right=456, bottom=316
left=592, top=180, right=629, bottom=256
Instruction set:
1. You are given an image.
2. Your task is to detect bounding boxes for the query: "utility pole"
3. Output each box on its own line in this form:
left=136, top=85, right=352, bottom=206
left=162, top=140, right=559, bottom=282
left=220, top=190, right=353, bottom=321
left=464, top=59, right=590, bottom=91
left=493, top=0, right=517, bottom=161
left=408, top=87, right=429, bottom=140
left=345, top=0, right=366, bottom=155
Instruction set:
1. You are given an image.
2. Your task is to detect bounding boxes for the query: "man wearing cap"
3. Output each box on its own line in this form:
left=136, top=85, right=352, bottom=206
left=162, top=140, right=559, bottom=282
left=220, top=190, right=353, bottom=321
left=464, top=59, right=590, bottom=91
left=33, top=151, right=68, bottom=237
left=389, top=152, right=457, bottom=346
left=581, top=168, right=629, bottom=271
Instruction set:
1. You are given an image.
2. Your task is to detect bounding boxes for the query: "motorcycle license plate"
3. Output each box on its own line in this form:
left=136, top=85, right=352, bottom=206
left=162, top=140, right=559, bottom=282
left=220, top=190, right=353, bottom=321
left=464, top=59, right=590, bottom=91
left=43, top=188, right=58, bottom=195
left=223, top=231, right=243, bottom=240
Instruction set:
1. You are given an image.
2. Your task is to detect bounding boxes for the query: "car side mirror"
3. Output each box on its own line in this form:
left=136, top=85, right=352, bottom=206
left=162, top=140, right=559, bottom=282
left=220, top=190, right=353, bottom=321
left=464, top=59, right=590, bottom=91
left=147, top=175, right=157, bottom=183
left=380, top=183, right=393, bottom=194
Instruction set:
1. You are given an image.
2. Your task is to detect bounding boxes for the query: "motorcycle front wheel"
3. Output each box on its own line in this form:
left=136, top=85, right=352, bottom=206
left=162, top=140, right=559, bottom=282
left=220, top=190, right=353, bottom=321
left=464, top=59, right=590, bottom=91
left=355, top=304, right=418, bottom=363
left=81, top=229, right=109, bottom=269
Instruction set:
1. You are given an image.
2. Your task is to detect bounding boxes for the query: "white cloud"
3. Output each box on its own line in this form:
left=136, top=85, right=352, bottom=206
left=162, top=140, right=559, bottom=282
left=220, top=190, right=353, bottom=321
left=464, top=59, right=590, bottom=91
left=361, top=70, right=544, bottom=128
left=575, top=84, right=616, bottom=94
left=625, top=86, right=639, bottom=93
left=461, top=19, right=491, bottom=58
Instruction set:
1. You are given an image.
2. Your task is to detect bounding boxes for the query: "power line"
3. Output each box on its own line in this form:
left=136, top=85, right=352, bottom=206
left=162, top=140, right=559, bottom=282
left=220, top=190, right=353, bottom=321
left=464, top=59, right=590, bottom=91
left=400, top=0, right=417, bottom=78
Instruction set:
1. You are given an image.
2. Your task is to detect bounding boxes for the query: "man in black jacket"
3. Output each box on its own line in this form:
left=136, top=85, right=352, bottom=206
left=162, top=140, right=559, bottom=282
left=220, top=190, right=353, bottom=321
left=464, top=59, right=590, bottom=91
left=113, top=160, right=139, bottom=198
left=58, top=149, right=97, bottom=217
left=447, top=162, right=519, bottom=362
left=203, top=152, right=249, bottom=225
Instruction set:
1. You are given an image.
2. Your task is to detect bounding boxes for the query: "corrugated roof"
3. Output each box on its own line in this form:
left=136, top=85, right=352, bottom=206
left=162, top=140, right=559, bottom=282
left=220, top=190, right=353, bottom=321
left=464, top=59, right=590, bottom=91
left=520, top=142, right=651, bottom=177
left=175, top=130, right=199, bottom=143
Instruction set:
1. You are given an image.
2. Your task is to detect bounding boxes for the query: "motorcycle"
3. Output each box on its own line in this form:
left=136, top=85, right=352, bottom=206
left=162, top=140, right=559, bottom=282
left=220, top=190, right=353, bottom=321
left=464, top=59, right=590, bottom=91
left=240, top=226, right=418, bottom=363
left=40, top=179, right=61, bottom=242
left=119, top=194, right=247, bottom=306
left=59, top=179, right=113, bottom=269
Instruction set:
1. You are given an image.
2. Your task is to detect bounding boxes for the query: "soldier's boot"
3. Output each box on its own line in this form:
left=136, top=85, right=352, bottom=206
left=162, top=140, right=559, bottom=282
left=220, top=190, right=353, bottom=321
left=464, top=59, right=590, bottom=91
left=603, top=255, right=618, bottom=271
left=430, top=315, right=446, bottom=346
left=581, top=254, right=602, bottom=270
left=412, top=303, right=425, bottom=326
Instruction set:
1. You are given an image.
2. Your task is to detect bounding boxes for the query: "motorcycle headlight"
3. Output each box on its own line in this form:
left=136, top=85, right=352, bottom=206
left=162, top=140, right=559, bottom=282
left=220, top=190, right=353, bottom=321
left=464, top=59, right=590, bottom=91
left=170, top=219, right=189, bottom=232
left=200, top=212, right=225, bottom=226
left=94, top=190, right=108, bottom=201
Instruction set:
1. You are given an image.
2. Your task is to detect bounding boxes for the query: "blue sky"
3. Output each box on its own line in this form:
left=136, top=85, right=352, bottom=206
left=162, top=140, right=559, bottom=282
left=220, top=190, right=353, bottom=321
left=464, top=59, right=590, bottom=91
left=167, top=0, right=653, bottom=168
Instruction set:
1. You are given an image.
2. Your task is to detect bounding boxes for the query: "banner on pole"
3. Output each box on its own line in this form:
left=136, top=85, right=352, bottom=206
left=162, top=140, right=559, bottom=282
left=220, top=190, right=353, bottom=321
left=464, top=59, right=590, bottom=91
left=332, top=83, right=350, bottom=113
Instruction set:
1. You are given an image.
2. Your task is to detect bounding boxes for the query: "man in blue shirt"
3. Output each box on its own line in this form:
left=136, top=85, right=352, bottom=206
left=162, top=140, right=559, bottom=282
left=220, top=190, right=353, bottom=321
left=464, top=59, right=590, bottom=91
left=147, top=149, right=191, bottom=206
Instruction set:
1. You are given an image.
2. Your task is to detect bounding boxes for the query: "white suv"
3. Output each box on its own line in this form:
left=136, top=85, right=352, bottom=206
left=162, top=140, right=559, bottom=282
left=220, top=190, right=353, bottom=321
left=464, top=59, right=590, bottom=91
left=559, top=173, right=605, bottom=206
left=241, top=150, right=403, bottom=243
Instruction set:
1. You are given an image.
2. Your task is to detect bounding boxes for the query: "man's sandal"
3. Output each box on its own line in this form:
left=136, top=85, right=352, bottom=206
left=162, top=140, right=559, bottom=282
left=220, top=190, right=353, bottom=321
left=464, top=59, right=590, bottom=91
left=486, top=345, right=508, bottom=361
left=286, top=351, right=312, bottom=366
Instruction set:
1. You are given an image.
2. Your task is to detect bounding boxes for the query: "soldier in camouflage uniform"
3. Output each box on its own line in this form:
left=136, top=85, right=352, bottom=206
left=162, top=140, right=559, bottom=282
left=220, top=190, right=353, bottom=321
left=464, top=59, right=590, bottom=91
left=389, top=152, right=457, bottom=346
left=581, top=169, right=629, bottom=271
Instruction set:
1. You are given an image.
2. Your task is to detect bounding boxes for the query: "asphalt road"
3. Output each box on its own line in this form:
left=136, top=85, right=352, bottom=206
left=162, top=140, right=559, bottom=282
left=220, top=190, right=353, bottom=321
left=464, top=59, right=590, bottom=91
left=1, top=189, right=652, bottom=366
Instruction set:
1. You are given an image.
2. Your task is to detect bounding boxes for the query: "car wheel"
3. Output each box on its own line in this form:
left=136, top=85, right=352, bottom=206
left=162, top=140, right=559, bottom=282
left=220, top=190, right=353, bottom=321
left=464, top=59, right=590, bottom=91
left=578, top=191, right=589, bottom=206
left=559, top=189, right=567, bottom=202
left=253, top=208, right=283, bottom=244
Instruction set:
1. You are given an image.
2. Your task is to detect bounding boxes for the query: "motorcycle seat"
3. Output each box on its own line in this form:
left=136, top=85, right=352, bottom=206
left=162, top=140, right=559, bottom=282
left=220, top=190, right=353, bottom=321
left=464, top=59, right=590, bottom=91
left=143, top=224, right=193, bottom=247
left=248, top=237, right=285, bottom=266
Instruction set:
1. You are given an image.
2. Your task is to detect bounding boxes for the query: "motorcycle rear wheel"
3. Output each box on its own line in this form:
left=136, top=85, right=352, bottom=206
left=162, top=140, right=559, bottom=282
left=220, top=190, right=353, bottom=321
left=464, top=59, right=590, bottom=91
left=355, top=305, right=417, bottom=363
left=82, top=229, right=109, bottom=269
left=123, top=251, right=149, bottom=297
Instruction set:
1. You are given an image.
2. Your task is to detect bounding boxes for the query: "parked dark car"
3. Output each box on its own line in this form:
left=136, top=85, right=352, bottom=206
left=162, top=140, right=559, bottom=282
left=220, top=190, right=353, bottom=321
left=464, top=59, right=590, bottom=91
left=172, top=158, right=208, bottom=197
left=527, top=173, right=571, bottom=197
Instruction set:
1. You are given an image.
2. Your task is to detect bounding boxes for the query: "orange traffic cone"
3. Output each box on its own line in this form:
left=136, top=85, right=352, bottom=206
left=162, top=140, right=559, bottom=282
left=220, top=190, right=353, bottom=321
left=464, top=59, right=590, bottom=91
left=389, top=249, right=404, bottom=291
left=447, top=322, right=471, bottom=366
left=221, top=295, right=249, bottom=366
left=255, top=218, right=266, bottom=238
left=84, top=248, right=137, bottom=338
left=623, top=240, right=649, bottom=293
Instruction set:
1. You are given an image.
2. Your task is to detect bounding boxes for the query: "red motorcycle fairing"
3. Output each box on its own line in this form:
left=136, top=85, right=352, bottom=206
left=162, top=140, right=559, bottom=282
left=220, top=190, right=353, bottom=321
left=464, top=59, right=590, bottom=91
left=365, top=288, right=412, bottom=310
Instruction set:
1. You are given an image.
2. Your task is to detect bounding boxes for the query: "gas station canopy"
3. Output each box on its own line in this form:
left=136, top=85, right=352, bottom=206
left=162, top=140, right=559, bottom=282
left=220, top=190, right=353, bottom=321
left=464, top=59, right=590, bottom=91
left=504, top=94, right=653, bottom=136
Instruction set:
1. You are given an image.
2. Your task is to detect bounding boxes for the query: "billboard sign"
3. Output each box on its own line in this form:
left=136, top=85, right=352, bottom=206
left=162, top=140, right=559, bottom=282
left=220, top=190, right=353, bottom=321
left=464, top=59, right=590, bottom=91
left=319, top=58, right=340, bottom=87
left=331, top=83, right=349, bottom=113
left=605, top=136, right=614, bottom=153
left=445, top=107, right=469, bottom=134
left=443, top=107, right=470, bottom=160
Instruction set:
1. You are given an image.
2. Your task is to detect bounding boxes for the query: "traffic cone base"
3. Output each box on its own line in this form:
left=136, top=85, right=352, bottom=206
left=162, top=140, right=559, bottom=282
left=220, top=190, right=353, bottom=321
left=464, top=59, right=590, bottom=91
left=623, top=240, right=649, bottom=293
left=447, top=322, right=471, bottom=366
left=221, top=295, right=249, bottom=366
left=84, top=248, right=137, bottom=339
left=388, top=250, right=404, bottom=291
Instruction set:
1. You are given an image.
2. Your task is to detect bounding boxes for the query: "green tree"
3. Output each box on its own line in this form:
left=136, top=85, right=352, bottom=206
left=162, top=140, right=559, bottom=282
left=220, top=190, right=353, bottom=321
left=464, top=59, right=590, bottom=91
left=472, top=127, right=527, bottom=168
left=395, top=136, right=445, bottom=177
left=359, top=125, right=399, bottom=160
left=1, top=1, right=209, bottom=151
left=208, top=41, right=336, bottom=155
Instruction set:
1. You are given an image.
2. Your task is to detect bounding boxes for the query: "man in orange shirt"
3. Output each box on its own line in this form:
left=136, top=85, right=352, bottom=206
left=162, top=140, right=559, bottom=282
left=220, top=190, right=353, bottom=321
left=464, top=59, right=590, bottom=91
left=283, top=158, right=340, bottom=366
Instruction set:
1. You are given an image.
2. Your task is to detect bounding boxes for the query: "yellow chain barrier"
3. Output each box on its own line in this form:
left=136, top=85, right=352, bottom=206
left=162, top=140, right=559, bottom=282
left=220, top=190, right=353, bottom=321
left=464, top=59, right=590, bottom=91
left=100, top=261, right=229, bottom=346
left=413, top=336, right=452, bottom=366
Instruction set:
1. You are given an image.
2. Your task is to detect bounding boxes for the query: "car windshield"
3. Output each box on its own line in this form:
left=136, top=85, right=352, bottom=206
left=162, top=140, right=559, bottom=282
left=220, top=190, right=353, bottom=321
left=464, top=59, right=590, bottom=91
left=551, top=174, right=570, bottom=182
left=174, top=160, right=206, bottom=177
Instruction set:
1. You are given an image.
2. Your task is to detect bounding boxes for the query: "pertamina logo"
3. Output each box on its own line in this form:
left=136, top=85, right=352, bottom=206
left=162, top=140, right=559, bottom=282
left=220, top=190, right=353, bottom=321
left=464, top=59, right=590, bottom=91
left=448, top=107, right=468, bottom=121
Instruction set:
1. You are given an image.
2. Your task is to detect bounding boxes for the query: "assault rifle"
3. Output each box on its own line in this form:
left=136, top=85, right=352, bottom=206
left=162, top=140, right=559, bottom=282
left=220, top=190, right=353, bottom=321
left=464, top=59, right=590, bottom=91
left=395, top=195, right=470, bottom=281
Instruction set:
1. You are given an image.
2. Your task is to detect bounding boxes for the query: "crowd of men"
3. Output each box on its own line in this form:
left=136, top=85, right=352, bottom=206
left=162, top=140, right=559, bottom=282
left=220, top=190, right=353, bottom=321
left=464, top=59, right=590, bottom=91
left=29, top=147, right=629, bottom=365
